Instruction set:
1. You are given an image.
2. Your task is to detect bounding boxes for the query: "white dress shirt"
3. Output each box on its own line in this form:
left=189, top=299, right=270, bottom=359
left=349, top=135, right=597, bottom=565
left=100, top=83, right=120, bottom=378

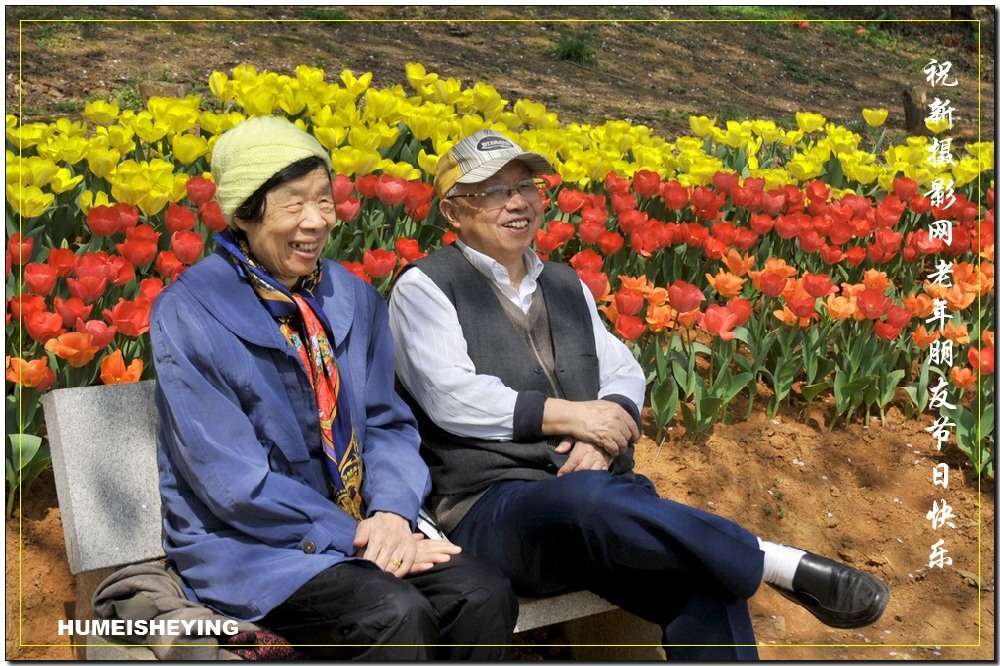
left=388, top=241, right=647, bottom=440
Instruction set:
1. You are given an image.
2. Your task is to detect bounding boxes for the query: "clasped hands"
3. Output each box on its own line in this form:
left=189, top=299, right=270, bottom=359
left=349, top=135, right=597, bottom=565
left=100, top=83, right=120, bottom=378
left=353, top=511, right=460, bottom=578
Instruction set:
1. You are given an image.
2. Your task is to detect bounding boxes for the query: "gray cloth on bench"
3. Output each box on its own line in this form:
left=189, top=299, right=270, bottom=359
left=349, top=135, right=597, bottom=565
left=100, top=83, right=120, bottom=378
left=92, top=562, right=261, bottom=660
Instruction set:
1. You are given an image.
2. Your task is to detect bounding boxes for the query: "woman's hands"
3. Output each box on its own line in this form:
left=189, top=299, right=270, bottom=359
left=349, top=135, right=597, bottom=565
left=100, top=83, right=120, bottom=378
left=354, top=511, right=460, bottom=577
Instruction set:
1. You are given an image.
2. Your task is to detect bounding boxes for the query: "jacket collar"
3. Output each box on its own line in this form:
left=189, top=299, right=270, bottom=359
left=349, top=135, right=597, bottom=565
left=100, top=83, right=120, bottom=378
left=177, top=250, right=355, bottom=349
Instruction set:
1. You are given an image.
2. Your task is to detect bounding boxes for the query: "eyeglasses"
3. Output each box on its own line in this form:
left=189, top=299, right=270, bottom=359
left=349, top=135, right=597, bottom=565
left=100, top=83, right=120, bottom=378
left=446, top=178, right=544, bottom=210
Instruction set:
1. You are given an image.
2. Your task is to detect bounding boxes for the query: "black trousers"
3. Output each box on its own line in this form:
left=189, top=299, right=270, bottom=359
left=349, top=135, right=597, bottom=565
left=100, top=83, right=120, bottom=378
left=258, top=555, right=516, bottom=660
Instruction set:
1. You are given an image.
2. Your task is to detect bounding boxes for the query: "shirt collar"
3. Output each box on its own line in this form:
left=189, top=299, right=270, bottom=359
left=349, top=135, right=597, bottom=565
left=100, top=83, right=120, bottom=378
left=454, top=239, right=543, bottom=287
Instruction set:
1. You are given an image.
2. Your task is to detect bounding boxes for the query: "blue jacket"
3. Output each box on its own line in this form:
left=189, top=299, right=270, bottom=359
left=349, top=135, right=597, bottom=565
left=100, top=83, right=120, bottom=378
left=150, top=250, right=429, bottom=621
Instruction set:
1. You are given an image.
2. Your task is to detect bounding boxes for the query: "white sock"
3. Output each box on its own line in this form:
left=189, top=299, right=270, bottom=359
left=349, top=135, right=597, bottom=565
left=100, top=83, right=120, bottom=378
left=758, top=538, right=807, bottom=590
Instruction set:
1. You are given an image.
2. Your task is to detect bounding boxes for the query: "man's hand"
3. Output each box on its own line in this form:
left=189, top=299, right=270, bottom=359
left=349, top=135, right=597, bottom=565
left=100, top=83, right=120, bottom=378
left=353, top=511, right=419, bottom=578
left=543, top=399, right=639, bottom=457
left=554, top=438, right=613, bottom=476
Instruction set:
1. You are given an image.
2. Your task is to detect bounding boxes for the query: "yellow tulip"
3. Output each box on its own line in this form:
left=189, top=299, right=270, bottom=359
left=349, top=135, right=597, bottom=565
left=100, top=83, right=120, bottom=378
left=5, top=121, right=50, bottom=149
left=379, top=160, right=421, bottom=180
left=171, top=133, right=209, bottom=165
left=514, top=99, right=549, bottom=129
left=198, top=111, right=244, bottom=137
left=862, top=108, right=888, bottom=128
left=795, top=112, right=826, bottom=133
left=208, top=71, right=233, bottom=102
left=6, top=184, right=54, bottom=218
left=78, top=189, right=112, bottom=214
left=278, top=83, right=309, bottom=116
left=417, top=149, right=440, bottom=176
left=237, top=86, right=278, bottom=117
left=21, top=156, right=59, bottom=188
left=471, top=82, right=506, bottom=121
left=406, top=62, right=438, bottom=91
left=924, top=116, right=952, bottom=134
left=86, top=145, right=122, bottom=179
left=84, top=100, right=120, bottom=126
left=129, top=112, right=169, bottom=145
left=330, top=146, right=381, bottom=177
left=405, top=111, right=442, bottom=142
left=49, top=167, right=84, bottom=194
left=340, top=69, right=373, bottom=97
left=688, top=115, right=717, bottom=138
left=295, top=64, right=326, bottom=89
left=364, top=88, right=403, bottom=124
left=313, top=126, right=348, bottom=151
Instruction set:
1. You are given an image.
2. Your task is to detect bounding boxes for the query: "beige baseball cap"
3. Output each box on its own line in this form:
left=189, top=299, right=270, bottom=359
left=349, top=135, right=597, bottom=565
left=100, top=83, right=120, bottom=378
left=433, top=129, right=552, bottom=199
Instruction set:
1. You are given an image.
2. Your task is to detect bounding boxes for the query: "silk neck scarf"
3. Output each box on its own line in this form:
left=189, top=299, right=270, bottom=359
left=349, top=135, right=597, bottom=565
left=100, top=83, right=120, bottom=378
left=215, top=230, right=364, bottom=521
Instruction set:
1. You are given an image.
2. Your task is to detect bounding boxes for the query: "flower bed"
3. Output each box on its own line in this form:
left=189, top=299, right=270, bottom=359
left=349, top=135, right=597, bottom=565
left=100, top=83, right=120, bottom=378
left=5, top=63, right=995, bottom=516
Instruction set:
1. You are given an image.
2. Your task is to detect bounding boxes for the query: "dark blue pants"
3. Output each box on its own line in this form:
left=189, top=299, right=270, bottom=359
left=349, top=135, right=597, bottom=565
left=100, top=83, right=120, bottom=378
left=449, top=471, right=764, bottom=660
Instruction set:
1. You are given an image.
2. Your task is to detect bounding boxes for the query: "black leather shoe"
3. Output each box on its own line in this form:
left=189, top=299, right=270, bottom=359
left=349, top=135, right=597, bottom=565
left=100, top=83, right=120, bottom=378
left=769, top=553, right=890, bottom=628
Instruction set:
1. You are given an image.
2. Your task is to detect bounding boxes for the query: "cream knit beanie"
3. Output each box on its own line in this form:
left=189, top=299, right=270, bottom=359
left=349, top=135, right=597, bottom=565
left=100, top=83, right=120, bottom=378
left=210, top=116, right=332, bottom=227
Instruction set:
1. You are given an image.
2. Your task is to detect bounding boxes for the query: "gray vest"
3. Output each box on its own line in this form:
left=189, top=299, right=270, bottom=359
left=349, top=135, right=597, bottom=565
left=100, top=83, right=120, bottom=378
left=397, top=245, right=634, bottom=531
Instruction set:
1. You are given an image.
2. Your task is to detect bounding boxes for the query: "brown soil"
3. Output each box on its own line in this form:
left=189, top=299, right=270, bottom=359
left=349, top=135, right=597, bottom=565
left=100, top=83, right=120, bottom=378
left=4, top=4, right=996, bottom=661
left=7, top=399, right=995, bottom=660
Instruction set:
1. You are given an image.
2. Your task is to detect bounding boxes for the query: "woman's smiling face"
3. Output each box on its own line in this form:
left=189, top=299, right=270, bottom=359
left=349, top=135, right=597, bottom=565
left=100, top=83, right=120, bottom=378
left=234, top=167, right=336, bottom=287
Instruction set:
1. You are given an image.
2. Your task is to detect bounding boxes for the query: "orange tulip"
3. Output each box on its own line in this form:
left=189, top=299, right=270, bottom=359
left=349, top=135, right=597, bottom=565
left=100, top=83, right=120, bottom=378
left=5, top=356, right=54, bottom=389
left=646, top=286, right=668, bottom=307
left=942, top=322, right=971, bottom=345
left=774, top=306, right=812, bottom=328
left=619, top=275, right=653, bottom=296
left=44, top=332, right=100, bottom=368
left=825, top=295, right=857, bottom=320
left=676, top=309, right=700, bottom=329
left=705, top=270, right=745, bottom=298
left=862, top=269, right=891, bottom=293
left=902, top=292, right=935, bottom=318
left=722, top=249, right=755, bottom=277
left=646, top=303, right=676, bottom=332
left=950, top=366, right=976, bottom=390
left=984, top=331, right=995, bottom=348
left=910, top=325, right=940, bottom=349
left=99, top=349, right=144, bottom=385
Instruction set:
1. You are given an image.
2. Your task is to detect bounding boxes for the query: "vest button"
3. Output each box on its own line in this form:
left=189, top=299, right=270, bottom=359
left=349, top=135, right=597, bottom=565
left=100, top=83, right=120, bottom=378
left=534, top=367, right=542, bottom=374
left=302, top=540, right=317, bottom=554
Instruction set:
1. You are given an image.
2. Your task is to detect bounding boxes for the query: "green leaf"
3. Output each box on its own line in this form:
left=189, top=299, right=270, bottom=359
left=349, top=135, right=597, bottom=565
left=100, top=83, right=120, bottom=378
left=649, top=377, right=678, bottom=430
left=802, top=381, right=832, bottom=404
left=8, top=434, right=43, bottom=473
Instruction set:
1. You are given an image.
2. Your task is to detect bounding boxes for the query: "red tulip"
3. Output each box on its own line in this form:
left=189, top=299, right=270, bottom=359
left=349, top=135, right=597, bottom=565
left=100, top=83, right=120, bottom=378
left=855, top=288, right=891, bottom=320
left=103, top=297, right=152, bottom=337
left=107, top=255, right=136, bottom=287
left=335, top=198, right=361, bottom=223
left=968, top=346, right=995, bottom=375
left=165, top=203, right=198, bottom=233
left=8, top=232, right=33, bottom=265
left=660, top=181, right=689, bottom=211
left=442, top=231, right=457, bottom=246
left=363, top=249, right=397, bottom=279
left=199, top=201, right=228, bottom=232
left=712, top=171, right=740, bottom=195
left=171, top=230, right=205, bottom=265
left=597, top=231, right=624, bottom=256
left=580, top=205, right=608, bottom=227
left=614, top=289, right=645, bottom=317
left=354, top=174, right=379, bottom=199
left=819, top=244, right=845, bottom=265
left=797, top=229, right=824, bottom=254
left=75, top=318, right=117, bottom=349
left=395, top=238, right=426, bottom=263
left=844, top=246, right=867, bottom=267
left=786, top=295, right=816, bottom=318
left=87, top=205, right=121, bottom=237
left=749, top=213, right=774, bottom=235
left=726, top=297, right=753, bottom=326
left=24, top=308, right=66, bottom=343
left=339, top=260, right=371, bottom=283
left=614, top=314, right=647, bottom=341
left=632, top=170, right=662, bottom=199
left=22, top=263, right=58, bottom=296
left=332, top=174, right=355, bottom=204
left=66, top=275, right=109, bottom=303
left=699, top=303, right=739, bottom=341
left=138, top=277, right=166, bottom=302
left=569, top=249, right=603, bottom=272
left=556, top=188, right=587, bottom=215
left=185, top=175, right=217, bottom=206
left=47, top=248, right=76, bottom=277
left=9, top=293, right=46, bottom=321
left=53, top=296, right=93, bottom=329
left=578, top=219, right=605, bottom=245
left=576, top=268, right=609, bottom=302
left=611, top=192, right=637, bottom=216
left=604, top=172, right=630, bottom=196
left=758, top=272, right=787, bottom=298
left=156, top=251, right=185, bottom=280
left=667, top=281, right=706, bottom=313
left=116, top=224, right=160, bottom=267
left=802, top=273, right=835, bottom=298
left=375, top=174, right=408, bottom=206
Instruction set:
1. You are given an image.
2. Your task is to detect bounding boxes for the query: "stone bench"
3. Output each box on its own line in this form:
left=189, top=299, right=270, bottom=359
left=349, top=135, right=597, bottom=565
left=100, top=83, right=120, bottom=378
left=42, top=381, right=662, bottom=659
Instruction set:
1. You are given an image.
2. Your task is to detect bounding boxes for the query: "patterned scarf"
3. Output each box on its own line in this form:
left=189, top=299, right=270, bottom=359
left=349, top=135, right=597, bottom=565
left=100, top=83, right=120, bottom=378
left=216, top=230, right=364, bottom=521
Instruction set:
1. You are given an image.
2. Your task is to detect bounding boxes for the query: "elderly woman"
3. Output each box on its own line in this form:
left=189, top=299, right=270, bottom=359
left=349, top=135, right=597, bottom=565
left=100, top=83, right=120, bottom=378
left=150, top=116, right=516, bottom=659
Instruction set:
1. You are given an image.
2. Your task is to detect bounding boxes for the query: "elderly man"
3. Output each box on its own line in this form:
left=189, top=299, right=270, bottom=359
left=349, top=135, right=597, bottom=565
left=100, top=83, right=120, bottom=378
left=388, top=129, right=889, bottom=660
